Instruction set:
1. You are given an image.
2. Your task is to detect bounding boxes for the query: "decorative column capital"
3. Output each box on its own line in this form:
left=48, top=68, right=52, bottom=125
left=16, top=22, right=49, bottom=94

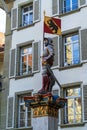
left=24, top=92, right=67, bottom=118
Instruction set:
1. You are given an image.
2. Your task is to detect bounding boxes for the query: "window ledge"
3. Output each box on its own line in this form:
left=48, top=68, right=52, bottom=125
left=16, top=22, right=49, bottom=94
left=59, top=122, right=85, bottom=128
left=59, top=8, right=80, bottom=17
left=59, top=63, right=82, bottom=71
left=15, top=73, right=34, bottom=80
left=17, top=23, right=35, bottom=31
left=13, top=126, right=33, bottom=130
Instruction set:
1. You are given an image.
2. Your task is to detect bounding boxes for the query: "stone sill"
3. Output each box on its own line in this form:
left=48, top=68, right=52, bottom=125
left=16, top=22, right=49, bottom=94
left=59, top=63, right=82, bottom=71
left=17, top=23, right=35, bottom=31
left=15, top=73, right=33, bottom=80
left=58, top=8, right=80, bottom=17
left=59, top=122, right=85, bottom=128
left=7, top=127, right=32, bottom=130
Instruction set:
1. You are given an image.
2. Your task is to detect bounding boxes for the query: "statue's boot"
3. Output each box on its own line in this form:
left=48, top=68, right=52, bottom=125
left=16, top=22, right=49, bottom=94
left=38, top=75, right=49, bottom=93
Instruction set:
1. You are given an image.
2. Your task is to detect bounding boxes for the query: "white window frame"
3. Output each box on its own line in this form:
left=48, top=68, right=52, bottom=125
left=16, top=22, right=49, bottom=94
left=20, top=45, right=32, bottom=76
left=18, top=95, right=31, bottom=128
left=64, top=87, right=82, bottom=124
left=63, top=0, right=78, bottom=13
left=63, top=33, right=80, bottom=66
left=22, top=3, right=33, bottom=27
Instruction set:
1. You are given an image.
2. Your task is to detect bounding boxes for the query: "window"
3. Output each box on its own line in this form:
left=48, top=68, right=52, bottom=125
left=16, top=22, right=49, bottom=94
left=16, top=42, right=40, bottom=77
left=63, top=0, right=78, bottom=13
left=20, top=45, right=32, bottom=75
left=22, top=4, right=33, bottom=26
left=63, top=33, right=80, bottom=66
left=63, top=87, right=82, bottom=124
left=18, top=94, right=31, bottom=128
left=16, top=0, right=40, bottom=29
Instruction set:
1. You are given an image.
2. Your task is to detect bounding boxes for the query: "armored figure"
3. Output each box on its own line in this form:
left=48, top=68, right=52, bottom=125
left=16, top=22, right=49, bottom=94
left=38, top=37, right=55, bottom=93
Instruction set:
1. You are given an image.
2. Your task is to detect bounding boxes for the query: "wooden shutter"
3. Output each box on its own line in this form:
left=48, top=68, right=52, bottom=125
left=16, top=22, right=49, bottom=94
left=11, top=8, right=17, bottom=30
left=32, top=41, right=40, bottom=73
left=81, top=29, right=87, bottom=62
left=14, top=95, right=18, bottom=128
left=60, top=87, right=64, bottom=124
left=33, top=0, right=40, bottom=23
left=10, top=49, right=15, bottom=77
left=7, top=97, right=14, bottom=128
left=52, top=37, right=59, bottom=67
left=59, top=0, right=63, bottom=14
left=59, top=36, right=64, bottom=67
left=52, top=0, right=58, bottom=16
left=79, top=0, right=86, bottom=7
left=83, top=85, right=87, bottom=122
left=16, top=47, right=20, bottom=76
left=18, top=6, right=22, bottom=28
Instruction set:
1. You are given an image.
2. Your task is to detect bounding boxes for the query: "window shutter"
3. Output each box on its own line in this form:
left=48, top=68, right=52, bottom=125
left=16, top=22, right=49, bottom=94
left=18, top=7, right=22, bottom=28
left=32, top=41, right=40, bottom=73
left=7, top=97, right=14, bottom=128
left=11, top=8, right=18, bottom=30
left=60, top=87, right=65, bottom=124
left=16, top=47, right=20, bottom=76
left=79, top=0, right=86, bottom=7
left=33, top=0, right=40, bottom=23
left=52, top=0, right=58, bottom=16
left=10, top=49, right=15, bottom=77
left=83, top=85, right=87, bottom=122
left=14, top=95, right=18, bottom=128
left=59, top=36, right=64, bottom=67
left=81, top=29, right=87, bottom=62
left=52, top=37, right=59, bottom=67
left=59, top=0, right=63, bottom=14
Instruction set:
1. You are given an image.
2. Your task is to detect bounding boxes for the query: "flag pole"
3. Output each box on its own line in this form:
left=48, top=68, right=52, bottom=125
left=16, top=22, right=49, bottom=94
left=43, top=10, right=46, bottom=51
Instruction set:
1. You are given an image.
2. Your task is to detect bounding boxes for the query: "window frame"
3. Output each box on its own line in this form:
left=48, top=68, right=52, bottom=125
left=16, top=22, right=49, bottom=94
left=20, top=45, right=32, bottom=76
left=17, top=93, right=32, bottom=128
left=16, top=41, right=33, bottom=77
left=62, top=86, right=82, bottom=124
left=63, top=0, right=78, bottom=13
left=15, top=40, right=40, bottom=78
left=62, top=32, right=80, bottom=67
left=22, top=3, right=33, bottom=27
left=14, top=89, right=33, bottom=129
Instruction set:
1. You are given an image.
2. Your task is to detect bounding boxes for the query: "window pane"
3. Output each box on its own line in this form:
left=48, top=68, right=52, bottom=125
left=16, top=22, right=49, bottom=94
left=23, top=14, right=28, bottom=26
left=27, top=119, right=31, bottom=126
left=64, top=87, right=82, bottom=124
left=20, top=119, right=25, bottom=127
left=29, top=5, right=33, bottom=11
left=29, top=12, right=33, bottom=24
left=23, top=7, right=28, bottom=13
left=27, top=112, right=31, bottom=119
left=72, top=0, right=78, bottom=10
left=64, top=33, right=79, bottom=66
left=22, top=4, right=33, bottom=26
left=66, top=88, right=81, bottom=96
left=20, top=46, right=32, bottom=75
left=64, top=0, right=70, bottom=13
left=73, top=43, right=80, bottom=64
left=22, top=56, right=27, bottom=74
left=68, top=115, right=74, bottom=123
left=65, top=44, right=72, bottom=65
left=75, top=98, right=81, bottom=114
left=76, top=115, right=81, bottom=123
left=18, top=94, right=31, bottom=128
left=63, top=0, right=78, bottom=13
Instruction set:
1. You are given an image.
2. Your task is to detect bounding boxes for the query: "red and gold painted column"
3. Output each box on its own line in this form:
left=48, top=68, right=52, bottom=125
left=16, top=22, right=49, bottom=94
left=24, top=93, right=67, bottom=130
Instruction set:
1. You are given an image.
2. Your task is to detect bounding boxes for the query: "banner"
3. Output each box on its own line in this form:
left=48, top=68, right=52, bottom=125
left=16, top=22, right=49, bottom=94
left=44, top=16, right=61, bottom=35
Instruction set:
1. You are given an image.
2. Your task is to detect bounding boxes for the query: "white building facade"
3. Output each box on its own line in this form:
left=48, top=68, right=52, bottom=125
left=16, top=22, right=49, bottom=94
left=6, top=0, right=87, bottom=130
